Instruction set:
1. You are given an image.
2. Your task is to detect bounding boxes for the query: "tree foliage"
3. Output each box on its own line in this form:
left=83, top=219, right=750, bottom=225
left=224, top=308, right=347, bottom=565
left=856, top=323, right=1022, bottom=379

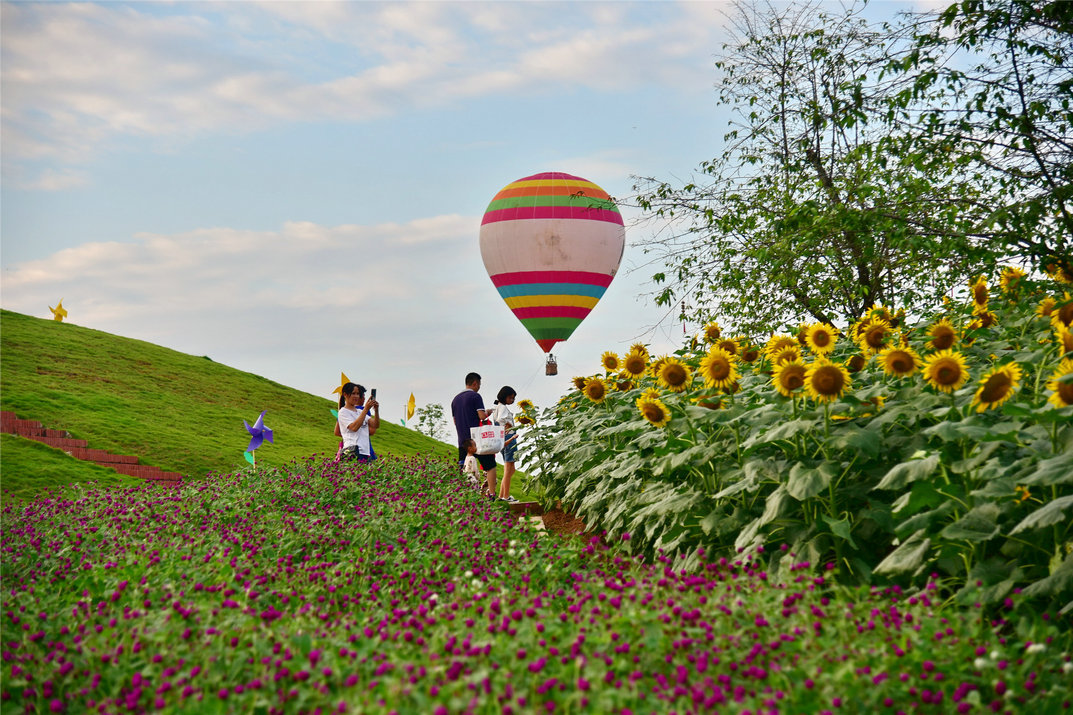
left=890, top=0, right=1073, bottom=281
left=414, top=402, right=450, bottom=443
left=633, top=0, right=1072, bottom=335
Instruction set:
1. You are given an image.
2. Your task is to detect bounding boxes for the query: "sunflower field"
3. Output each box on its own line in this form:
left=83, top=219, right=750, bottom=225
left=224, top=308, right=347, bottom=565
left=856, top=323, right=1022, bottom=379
left=520, top=269, right=1073, bottom=613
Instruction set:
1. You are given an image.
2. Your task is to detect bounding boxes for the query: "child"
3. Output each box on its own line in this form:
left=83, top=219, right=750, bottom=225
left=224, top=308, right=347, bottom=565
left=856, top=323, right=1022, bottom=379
left=461, top=439, right=482, bottom=488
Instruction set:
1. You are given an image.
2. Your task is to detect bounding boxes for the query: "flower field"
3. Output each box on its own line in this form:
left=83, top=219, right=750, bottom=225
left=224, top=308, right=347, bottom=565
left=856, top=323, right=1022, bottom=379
left=1, top=456, right=1071, bottom=713
left=522, top=271, right=1073, bottom=611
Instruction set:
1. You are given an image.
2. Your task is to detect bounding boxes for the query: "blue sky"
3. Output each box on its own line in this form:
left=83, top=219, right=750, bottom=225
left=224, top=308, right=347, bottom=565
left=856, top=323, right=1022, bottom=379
left=1, top=1, right=923, bottom=450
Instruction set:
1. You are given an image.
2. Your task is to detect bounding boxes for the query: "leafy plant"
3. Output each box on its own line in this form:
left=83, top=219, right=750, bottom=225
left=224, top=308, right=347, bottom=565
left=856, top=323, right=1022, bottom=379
left=523, top=273, right=1073, bottom=612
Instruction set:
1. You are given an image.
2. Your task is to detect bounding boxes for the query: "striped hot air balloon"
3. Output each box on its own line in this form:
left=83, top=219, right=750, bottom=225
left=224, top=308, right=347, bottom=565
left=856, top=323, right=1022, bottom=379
left=479, top=172, right=625, bottom=356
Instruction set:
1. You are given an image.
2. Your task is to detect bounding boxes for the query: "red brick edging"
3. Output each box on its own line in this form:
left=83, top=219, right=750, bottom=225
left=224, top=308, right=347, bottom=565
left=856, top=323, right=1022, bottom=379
left=1, top=411, right=183, bottom=485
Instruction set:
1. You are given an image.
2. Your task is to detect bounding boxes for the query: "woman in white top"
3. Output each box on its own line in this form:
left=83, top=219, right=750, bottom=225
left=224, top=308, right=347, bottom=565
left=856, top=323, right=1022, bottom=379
left=337, top=382, right=379, bottom=461
left=492, top=386, right=518, bottom=501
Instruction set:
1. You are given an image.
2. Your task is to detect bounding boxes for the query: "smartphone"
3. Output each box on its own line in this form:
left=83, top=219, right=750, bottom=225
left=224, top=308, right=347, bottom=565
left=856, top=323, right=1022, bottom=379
left=371, top=388, right=377, bottom=400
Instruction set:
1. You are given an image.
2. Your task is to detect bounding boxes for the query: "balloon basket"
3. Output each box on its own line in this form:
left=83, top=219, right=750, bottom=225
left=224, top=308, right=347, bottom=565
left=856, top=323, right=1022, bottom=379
left=545, top=354, right=558, bottom=376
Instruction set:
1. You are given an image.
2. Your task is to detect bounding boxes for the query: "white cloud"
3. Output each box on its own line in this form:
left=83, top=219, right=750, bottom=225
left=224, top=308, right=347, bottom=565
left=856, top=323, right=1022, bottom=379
left=1, top=2, right=730, bottom=171
left=0, top=213, right=681, bottom=430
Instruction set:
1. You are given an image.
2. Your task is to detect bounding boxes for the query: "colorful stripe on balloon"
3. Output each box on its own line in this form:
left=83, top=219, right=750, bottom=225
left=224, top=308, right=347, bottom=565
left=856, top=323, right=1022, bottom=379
left=481, top=172, right=623, bottom=226
left=488, top=270, right=610, bottom=351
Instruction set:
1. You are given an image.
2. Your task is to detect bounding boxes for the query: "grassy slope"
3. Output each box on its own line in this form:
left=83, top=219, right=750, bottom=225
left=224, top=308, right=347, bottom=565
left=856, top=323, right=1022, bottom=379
left=0, top=310, right=455, bottom=491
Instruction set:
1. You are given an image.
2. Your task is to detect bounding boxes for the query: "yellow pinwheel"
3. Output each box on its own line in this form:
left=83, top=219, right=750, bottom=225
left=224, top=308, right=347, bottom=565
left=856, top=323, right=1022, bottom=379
left=331, top=372, right=351, bottom=396
left=49, top=299, right=68, bottom=322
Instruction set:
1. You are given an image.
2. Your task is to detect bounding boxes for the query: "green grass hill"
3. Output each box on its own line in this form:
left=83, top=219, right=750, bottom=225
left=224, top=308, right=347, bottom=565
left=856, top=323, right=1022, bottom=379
left=1, top=309, right=455, bottom=499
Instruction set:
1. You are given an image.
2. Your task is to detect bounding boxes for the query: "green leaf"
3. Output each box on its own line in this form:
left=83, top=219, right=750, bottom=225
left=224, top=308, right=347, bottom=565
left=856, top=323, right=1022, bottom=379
left=873, top=453, right=940, bottom=491
left=874, top=530, right=931, bottom=576
left=1022, top=552, right=1073, bottom=599
left=1010, top=495, right=1073, bottom=534
left=743, top=418, right=816, bottom=448
left=786, top=462, right=837, bottom=501
left=1020, top=452, right=1073, bottom=487
left=941, top=503, right=1001, bottom=542
left=830, top=425, right=881, bottom=458
left=822, top=514, right=857, bottom=549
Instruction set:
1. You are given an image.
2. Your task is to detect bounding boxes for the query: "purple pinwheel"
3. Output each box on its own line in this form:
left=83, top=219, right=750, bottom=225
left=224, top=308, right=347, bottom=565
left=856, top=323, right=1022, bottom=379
left=244, top=410, right=274, bottom=452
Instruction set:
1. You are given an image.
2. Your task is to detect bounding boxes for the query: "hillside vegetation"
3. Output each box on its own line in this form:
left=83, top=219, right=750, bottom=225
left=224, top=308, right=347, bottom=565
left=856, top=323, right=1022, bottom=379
left=0, top=310, right=454, bottom=494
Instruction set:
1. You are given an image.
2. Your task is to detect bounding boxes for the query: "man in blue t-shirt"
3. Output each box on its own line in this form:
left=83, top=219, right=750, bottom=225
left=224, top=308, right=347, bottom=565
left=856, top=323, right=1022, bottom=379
left=451, top=372, right=496, bottom=476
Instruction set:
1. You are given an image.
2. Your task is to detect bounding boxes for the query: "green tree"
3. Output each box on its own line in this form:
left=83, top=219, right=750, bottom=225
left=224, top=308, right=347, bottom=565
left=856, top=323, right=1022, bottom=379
left=634, top=0, right=985, bottom=334
left=414, top=402, right=450, bottom=443
left=890, top=0, right=1073, bottom=281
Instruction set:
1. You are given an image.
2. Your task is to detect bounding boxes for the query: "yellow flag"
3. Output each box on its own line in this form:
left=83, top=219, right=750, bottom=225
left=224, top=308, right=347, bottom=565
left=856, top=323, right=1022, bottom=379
left=406, top=393, right=416, bottom=420
left=331, top=372, right=351, bottom=396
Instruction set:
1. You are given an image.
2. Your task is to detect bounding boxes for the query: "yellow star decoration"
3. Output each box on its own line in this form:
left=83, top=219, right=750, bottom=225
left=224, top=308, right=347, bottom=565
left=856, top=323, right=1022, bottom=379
left=49, top=299, right=68, bottom=322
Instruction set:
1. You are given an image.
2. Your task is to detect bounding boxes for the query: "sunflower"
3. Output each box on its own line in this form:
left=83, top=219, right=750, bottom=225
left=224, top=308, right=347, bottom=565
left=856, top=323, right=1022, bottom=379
left=796, top=322, right=811, bottom=346
left=891, top=308, right=906, bottom=329
left=968, top=309, right=998, bottom=330
left=772, top=358, right=807, bottom=398
left=696, top=394, right=723, bottom=410
left=699, top=346, right=739, bottom=390
left=600, top=351, right=621, bottom=372
left=922, top=349, right=970, bottom=393
left=637, top=397, right=671, bottom=428
left=583, top=377, right=608, bottom=403
left=515, top=413, right=535, bottom=426
left=999, top=266, right=1026, bottom=293
left=621, top=350, right=649, bottom=379
left=969, top=275, right=989, bottom=309
left=866, top=304, right=894, bottom=324
left=845, top=353, right=867, bottom=373
left=1044, top=258, right=1073, bottom=284
left=703, top=321, right=722, bottom=343
left=804, top=323, right=839, bottom=356
left=805, top=359, right=851, bottom=403
left=1037, top=297, right=1057, bottom=318
left=657, top=357, right=692, bottom=393
left=770, top=344, right=801, bottom=366
left=629, top=343, right=650, bottom=360
left=971, top=363, right=1022, bottom=412
left=650, top=355, right=671, bottom=379
left=765, top=334, right=798, bottom=356
left=1056, top=324, right=1073, bottom=356
left=517, top=399, right=534, bottom=411
left=857, top=317, right=891, bottom=353
left=572, top=376, right=588, bottom=391
left=636, top=387, right=661, bottom=405
left=926, top=318, right=958, bottom=351
left=879, top=345, right=923, bottom=378
left=1052, top=294, right=1073, bottom=329
left=614, top=375, right=633, bottom=392
left=717, top=338, right=740, bottom=356
left=1046, top=358, right=1073, bottom=408
left=741, top=345, right=761, bottom=364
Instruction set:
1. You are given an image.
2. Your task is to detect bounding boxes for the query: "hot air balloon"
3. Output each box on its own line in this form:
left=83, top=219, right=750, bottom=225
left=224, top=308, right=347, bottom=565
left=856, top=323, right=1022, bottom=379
left=479, top=172, right=625, bottom=374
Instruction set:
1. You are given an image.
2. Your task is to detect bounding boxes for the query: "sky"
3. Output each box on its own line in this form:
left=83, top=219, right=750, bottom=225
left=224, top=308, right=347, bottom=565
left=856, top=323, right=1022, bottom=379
left=1, top=0, right=924, bottom=447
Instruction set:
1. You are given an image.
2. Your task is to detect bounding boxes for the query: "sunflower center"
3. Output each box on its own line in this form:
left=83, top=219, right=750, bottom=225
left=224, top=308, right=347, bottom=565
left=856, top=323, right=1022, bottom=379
left=814, top=332, right=830, bottom=347
left=641, top=402, right=665, bottom=423
left=624, top=356, right=646, bottom=374
left=742, top=348, right=760, bottom=363
left=1058, top=382, right=1073, bottom=403
left=663, top=364, right=687, bottom=386
left=865, top=328, right=886, bottom=349
left=708, top=359, right=731, bottom=381
left=931, top=329, right=955, bottom=350
left=1059, top=302, right=1073, bottom=326
left=973, top=286, right=988, bottom=304
left=847, top=355, right=866, bottom=372
left=780, top=367, right=805, bottom=391
left=889, top=351, right=913, bottom=374
left=978, top=373, right=1012, bottom=403
left=812, top=365, right=846, bottom=395
left=934, top=360, right=961, bottom=386
left=587, top=382, right=606, bottom=400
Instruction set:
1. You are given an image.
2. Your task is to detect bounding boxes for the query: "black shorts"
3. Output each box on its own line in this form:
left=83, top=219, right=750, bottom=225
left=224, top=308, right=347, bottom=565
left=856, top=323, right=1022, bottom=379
left=476, top=453, right=496, bottom=471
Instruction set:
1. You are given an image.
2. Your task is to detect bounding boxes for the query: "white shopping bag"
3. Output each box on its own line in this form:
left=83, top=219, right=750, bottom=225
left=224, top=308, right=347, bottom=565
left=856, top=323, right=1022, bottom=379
left=471, top=419, right=504, bottom=455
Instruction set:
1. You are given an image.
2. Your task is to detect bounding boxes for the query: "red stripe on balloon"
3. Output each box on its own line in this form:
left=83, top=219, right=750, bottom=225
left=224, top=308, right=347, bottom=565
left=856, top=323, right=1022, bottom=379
left=480, top=206, right=623, bottom=226
left=490, top=271, right=614, bottom=288
left=512, top=306, right=593, bottom=320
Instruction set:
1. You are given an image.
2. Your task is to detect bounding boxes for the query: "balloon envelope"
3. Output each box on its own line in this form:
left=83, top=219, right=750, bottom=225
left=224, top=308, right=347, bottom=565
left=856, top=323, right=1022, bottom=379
left=479, top=172, right=625, bottom=353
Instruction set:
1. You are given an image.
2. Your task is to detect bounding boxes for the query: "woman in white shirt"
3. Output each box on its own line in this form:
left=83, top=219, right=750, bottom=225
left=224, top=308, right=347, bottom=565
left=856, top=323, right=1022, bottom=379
left=492, top=386, right=518, bottom=501
left=337, top=382, right=379, bottom=461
